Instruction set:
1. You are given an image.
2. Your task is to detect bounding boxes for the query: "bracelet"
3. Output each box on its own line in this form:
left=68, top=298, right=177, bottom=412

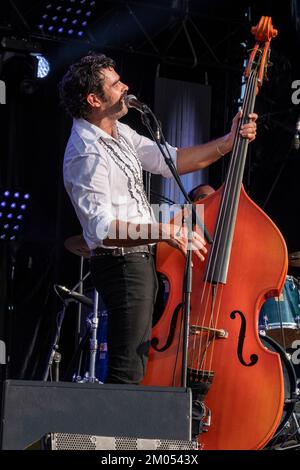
left=216, top=144, right=225, bottom=157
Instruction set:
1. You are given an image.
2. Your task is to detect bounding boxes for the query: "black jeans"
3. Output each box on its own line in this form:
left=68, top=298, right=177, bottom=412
left=90, top=252, right=158, bottom=384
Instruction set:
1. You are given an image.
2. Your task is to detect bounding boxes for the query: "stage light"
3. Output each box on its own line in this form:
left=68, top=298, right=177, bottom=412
left=32, top=54, right=50, bottom=79
left=0, top=190, right=30, bottom=242
left=37, top=0, right=96, bottom=39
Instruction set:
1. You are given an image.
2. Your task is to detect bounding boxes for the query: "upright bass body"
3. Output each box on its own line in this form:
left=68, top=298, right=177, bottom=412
left=143, top=185, right=288, bottom=450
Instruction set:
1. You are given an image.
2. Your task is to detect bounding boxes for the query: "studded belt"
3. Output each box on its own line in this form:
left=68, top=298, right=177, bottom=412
left=90, top=245, right=151, bottom=257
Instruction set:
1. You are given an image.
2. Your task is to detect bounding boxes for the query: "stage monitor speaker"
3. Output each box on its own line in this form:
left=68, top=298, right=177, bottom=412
left=1, top=380, right=191, bottom=450
left=26, top=432, right=198, bottom=450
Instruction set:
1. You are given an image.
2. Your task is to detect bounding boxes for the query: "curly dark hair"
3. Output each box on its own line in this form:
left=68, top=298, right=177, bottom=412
left=59, top=53, right=116, bottom=119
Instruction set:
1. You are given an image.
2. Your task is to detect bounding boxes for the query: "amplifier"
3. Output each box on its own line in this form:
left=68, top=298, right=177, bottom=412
left=27, top=432, right=198, bottom=450
left=1, top=380, right=192, bottom=450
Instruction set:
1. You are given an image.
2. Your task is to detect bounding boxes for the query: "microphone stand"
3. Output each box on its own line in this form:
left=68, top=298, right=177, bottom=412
left=140, top=108, right=213, bottom=388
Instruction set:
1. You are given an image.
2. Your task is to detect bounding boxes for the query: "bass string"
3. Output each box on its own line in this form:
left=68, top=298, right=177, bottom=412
left=189, top=69, right=259, bottom=380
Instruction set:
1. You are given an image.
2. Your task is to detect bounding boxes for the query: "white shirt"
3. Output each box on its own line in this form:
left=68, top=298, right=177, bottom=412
left=63, top=118, right=177, bottom=249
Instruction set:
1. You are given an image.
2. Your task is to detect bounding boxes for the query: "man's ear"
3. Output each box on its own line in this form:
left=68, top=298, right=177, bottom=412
left=86, top=93, right=102, bottom=109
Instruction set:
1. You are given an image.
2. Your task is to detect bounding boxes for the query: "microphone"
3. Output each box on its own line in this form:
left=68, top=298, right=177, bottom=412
left=55, top=285, right=93, bottom=308
left=124, top=94, right=150, bottom=113
left=293, top=115, right=300, bottom=150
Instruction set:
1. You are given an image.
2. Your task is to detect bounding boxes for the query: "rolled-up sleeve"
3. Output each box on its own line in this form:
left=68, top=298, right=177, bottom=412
left=64, top=153, right=113, bottom=248
left=126, top=127, right=177, bottom=178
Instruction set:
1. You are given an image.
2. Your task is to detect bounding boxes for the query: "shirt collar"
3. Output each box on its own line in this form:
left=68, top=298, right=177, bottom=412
left=73, top=118, right=119, bottom=144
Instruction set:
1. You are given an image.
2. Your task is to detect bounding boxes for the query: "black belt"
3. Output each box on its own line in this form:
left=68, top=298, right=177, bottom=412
left=91, top=245, right=151, bottom=257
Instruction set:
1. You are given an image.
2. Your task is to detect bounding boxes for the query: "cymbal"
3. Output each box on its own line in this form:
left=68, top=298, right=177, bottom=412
left=288, top=251, right=300, bottom=267
left=64, top=234, right=90, bottom=258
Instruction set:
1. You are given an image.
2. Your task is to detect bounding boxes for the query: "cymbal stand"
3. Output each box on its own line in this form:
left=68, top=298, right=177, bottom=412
left=75, top=289, right=100, bottom=383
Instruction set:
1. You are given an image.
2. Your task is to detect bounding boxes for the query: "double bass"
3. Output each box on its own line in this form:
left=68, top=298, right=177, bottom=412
left=143, top=17, right=287, bottom=450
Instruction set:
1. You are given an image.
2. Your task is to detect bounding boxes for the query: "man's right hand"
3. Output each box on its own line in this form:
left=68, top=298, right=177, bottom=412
left=161, top=223, right=207, bottom=261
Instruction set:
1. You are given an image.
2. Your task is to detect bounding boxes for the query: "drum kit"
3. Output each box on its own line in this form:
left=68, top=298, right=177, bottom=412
left=57, top=236, right=300, bottom=449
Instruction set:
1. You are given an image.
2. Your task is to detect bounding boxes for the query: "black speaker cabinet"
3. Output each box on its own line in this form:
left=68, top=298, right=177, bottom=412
left=1, top=380, right=191, bottom=450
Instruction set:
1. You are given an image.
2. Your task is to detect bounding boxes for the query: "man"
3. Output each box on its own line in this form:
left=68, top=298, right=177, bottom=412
left=60, top=53, right=257, bottom=385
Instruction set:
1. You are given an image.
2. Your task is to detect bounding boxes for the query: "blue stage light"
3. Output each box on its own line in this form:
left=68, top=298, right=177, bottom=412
left=0, top=190, right=30, bottom=243
left=38, top=0, right=96, bottom=39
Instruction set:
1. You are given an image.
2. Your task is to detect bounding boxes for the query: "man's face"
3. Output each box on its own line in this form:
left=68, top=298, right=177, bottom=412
left=99, top=67, right=129, bottom=119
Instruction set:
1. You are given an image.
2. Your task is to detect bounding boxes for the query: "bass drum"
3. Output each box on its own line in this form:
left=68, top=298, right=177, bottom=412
left=260, top=334, right=297, bottom=447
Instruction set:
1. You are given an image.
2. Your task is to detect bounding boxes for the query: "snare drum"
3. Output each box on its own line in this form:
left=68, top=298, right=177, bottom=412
left=259, top=276, right=300, bottom=347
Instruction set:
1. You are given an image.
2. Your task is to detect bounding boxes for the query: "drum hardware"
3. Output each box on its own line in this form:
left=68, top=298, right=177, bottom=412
left=63, top=234, right=106, bottom=384
left=74, top=289, right=101, bottom=384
